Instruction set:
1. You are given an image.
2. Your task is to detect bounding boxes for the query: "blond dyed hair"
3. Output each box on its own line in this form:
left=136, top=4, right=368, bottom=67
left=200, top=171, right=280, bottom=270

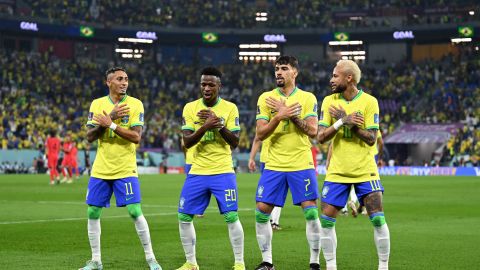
left=336, top=59, right=361, bottom=84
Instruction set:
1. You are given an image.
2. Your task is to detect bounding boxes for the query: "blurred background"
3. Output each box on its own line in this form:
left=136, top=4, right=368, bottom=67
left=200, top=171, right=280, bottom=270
left=0, top=0, right=478, bottom=176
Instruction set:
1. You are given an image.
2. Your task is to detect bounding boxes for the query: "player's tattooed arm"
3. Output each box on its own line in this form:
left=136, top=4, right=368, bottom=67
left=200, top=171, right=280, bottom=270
left=257, top=97, right=302, bottom=140
left=317, top=125, right=338, bottom=144
left=183, top=110, right=223, bottom=148
left=290, top=116, right=318, bottom=138
left=219, top=128, right=239, bottom=149
left=351, top=127, right=377, bottom=146
left=109, top=103, right=130, bottom=120
left=86, top=125, right=106, bottom=143
left=92, top=110, right=143, bottom=144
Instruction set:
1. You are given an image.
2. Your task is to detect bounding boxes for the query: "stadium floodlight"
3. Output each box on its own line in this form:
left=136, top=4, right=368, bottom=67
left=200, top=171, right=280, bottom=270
left=329, top=40, right=363, bottom=46
left=260, top=12, right=268, bottom=16
left=353, top=56, right=366, bottom=60
left=476, top=47, right=479, bottom=51
left=256, top=17, right=268, bottom=21
left=118, top=37, right=153, bottom=44
left=340, top=51, right=366, bottom=56
left=341, top=56, right=348, bottom=60
left=469, top=11, right=475, bottom=15
left=238, top=51, right=281, bottom=56
left=239, top=44, right=277, bottom=48
left=451, top=38, right=472, bottom=43
left=115, top=48, right=133, bottom=53
left=134, top=54, right=142, bottom=58
left=122, top=54, right=133, bottom=58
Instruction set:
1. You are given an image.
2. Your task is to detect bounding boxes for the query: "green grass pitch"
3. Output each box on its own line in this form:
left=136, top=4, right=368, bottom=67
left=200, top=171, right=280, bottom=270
left=0, top=174, right=479, bottom=269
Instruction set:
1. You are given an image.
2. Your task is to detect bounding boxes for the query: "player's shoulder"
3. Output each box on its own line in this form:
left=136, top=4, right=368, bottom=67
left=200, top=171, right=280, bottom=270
left=360, top=90, right=378, bottom=104
left=320, top=93, right=336, bottom=103
left=126, top=95, right=143, bottom=106
left=297, top=88, right=316, bottom=99
left=258, top=89, right=277, bottom=99
left=184, top=98, right=202, bottom=109
left=91, top=96, right=108, bottom=105
left=219, top=98, right=238, bottom=109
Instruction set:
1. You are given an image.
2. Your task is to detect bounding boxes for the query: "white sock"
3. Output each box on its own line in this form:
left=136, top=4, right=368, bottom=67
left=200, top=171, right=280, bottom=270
left=256, top=222, right=273, bottom=264
left=271, top=207, right=282, bottom=224
left=228, top=220, right=244, bottom=264
left=88, top=219, right=101, bottom=262
left=374, top=224, right=390, bottom=270
left=134, top=215, right=155, bottom=261
left=306, top=219, right=321, bottom=264
left=320, top=227, right=337, bottom=270
left=179, top=221, right=197, bottom=265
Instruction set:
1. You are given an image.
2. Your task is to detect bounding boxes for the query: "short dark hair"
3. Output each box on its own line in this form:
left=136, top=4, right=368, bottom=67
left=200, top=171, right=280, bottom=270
left=105, top=67, right=126, bottom=80
left=49, top=130, right=56, bottom=137
left=200, top=66, right=222, bottom=79
left=275, top=56, right=299, bottom=69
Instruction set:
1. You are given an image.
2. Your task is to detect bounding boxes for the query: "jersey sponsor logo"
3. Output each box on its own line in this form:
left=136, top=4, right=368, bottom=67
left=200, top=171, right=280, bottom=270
left=88, top=112, right=93, bottom=121
left=179, top=197, right=185, bottom=209
left=321, top=186, right=329, bottom=198
left=374, top=113, right=379, bottom=124
left=257, top=185, right=264, bottom=198
left=139, top=113, right=144, bottom=122
left=235, top=117, right=239, bottom=126
left=121, top=115, right=129, bottom=124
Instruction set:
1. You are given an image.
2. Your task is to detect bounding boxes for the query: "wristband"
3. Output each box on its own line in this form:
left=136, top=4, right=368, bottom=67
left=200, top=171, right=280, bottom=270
left=333, top=119, right=344, bottom=130
left=109, top=122, right=117, bottom=131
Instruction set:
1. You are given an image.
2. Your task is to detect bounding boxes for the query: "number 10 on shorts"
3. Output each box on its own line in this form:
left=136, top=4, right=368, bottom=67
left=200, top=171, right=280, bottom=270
left=225, top=189, right=237, bottom=202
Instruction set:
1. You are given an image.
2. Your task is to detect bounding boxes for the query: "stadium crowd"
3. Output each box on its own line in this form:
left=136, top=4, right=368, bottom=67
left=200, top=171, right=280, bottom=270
left=0, top=49, right=478, bottom=165
left=1, top=0, right=477, bottom=29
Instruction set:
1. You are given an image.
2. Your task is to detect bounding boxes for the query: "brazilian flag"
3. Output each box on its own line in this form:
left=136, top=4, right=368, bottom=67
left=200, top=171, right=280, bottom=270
left=334, top=32, right=349, bottom=41
left=458, top=26, right=473, bottom=38
left=80, top=26, right=95, bottom=38
left=202, top=32, right=219, bottom=43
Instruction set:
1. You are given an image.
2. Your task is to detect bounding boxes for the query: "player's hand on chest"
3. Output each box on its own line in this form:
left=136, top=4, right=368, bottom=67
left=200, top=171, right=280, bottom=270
left=196, top=109, right=225, bottom=130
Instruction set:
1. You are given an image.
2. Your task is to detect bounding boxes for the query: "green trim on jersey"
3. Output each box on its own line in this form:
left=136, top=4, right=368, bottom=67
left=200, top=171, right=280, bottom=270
left=256, top=116, right=270, bottom=121
left=202, top=97, right=221, bottom=108
left=182, top=126, right=195, bottom=131
left=108, top=94, right=128, bottom=104
left=303, top=113, right=318, bottom=119
left=276, top=87, right=298, bottom=97
left=229, top=127, right=241, bottom=132
left=366, top=125, right=379, bottom=130
left=319, top=122, right=330, bottom=127
left=340, top=90, right=363, bottom=103
left=131, top=123, right=144, bottom=127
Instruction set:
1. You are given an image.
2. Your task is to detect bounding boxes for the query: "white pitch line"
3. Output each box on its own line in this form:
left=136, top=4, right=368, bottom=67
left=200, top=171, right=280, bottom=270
left=0, top=208, right=254, bottom=225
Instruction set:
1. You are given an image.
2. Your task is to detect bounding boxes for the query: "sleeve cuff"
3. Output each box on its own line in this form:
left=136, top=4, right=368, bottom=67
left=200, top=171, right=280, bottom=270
left=319, top=122, right=330, bottom=127
left=256, top=116, right=270, bottom=121
left=182, top=126, right=195, bottom=131
left=303, top=113, right=318, bottom=119
left=131, top=123, right=144, bottom=127
left=229, top=127, right=241, bottom=132
left=366, top=125, right=379, bottom=130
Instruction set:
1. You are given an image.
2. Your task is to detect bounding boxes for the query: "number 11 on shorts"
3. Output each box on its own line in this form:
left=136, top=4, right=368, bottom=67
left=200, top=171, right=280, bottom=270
left=125, top=182, right=134, bottom=195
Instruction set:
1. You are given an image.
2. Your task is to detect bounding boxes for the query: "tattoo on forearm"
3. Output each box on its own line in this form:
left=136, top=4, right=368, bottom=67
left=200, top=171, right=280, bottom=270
left=291, top=116, right=310, bottom=134
left=352, top=127, right=377, bottom=145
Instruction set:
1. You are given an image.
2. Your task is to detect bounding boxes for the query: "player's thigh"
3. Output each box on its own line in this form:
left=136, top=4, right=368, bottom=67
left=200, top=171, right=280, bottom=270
left=286, top=169, right=319, bottom=206
left=321, top=181, right=352, bottom=208
left=112, top=177, right=142, bottom=207
left=210, top=173, right=238, bottom=214
left=178, top=174, right=211, bottom=215
left=256, top=169, right=288, bottom=207
left=355, top=180, right=385, bottom=211
left=86, top=177, right=114, bottom=207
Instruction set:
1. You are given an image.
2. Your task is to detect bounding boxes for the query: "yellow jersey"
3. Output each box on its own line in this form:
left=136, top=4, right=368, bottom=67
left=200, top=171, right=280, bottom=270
left=374, top=132, right=382, bottom=156
left=181, top=98, right=240, bottom=175
left=319, top=90, right=380, bottom=183
left=259, top=138, right=270, bottom=163
left=86, top=95, right=144, bottom=179
left=256, top=87, right=318, bottom=171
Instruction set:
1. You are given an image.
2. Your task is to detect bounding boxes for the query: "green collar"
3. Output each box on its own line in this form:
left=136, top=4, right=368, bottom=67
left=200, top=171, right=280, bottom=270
left=276, top=86, right=298, bottom=97
left=202, top=97, right=221, bottom=107
left=340, top=89, right=362, bottom=103
left=108, top=94, right=128, bottom=104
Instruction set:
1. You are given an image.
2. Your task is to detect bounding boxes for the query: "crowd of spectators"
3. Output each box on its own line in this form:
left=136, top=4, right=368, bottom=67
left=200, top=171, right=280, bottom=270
left=0, top=48, right=478, bottom=166
left=0, top=0, right=477, bottom=29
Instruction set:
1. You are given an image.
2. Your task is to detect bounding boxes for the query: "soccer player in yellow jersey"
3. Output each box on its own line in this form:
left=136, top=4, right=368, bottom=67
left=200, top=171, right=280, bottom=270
left=177, top=67, right=245, bottom=270
left=81, top=67, right=162, bottom=270
left=317, top=60, right=390, bottom=270
left=254, top=56, right=321, bottom=270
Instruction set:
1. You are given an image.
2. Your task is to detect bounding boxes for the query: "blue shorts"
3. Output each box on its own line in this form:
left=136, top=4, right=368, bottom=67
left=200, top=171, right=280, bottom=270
left=260, top=162, right=265, bottom=174
left=184, top=164, right=192, bottom=175
left=256, top=169, right=318, bottom=207
left=178, top=173, right=238, bottom=215
left=86, top=177, right=141, bottom=207
left=321, top=180, right=384, bottom=208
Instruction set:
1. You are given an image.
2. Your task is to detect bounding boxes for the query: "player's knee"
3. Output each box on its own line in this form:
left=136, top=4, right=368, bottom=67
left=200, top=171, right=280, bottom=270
left=87, top=206, right=102, bottom=219
left=255, top=209, right=270, bottom=224
left=303, top=206, right=319, bottom=221
left=223, top=211, right=239, bottom=223
left=320, top=215, right=336, bottom=228
left=126, top=203, right=143, bottom=219
left=178, top=213, right=194, bottom=222
left=370, top=212, right=386, bottom=227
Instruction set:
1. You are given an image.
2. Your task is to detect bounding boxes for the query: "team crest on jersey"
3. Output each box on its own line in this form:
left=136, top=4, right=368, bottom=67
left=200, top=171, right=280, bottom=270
left=121, top=115, right=129, bottom=124
left=179, top=197, right=185, bottom=209
left=235, top=117, right=239, bottom=126
left=322, top=186, right=329, bottom=198
left=374, top=113, right=379, bottom=124
left=88, top=112, right=93, bottom=121
left=139, top=113, right=144, bottom=122
left=319, top=111, right=324, bottom=120
left=257, top=185, right=264, bottom=198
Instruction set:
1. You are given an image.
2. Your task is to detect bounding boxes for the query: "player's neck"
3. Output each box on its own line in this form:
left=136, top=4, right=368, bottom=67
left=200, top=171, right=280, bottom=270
left=342, top=86, right=359, bottom=101
left=279, top=84, right=296, bottom=96
left=203, top=96, right=219, bottom=107
left=109, top=93, right=124, bottom=103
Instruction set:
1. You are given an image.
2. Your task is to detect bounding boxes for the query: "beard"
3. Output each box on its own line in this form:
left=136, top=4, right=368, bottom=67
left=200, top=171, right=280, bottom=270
left=276, top=81, right=285, bottom=87
left=332, top=83, right=347, bottom=94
